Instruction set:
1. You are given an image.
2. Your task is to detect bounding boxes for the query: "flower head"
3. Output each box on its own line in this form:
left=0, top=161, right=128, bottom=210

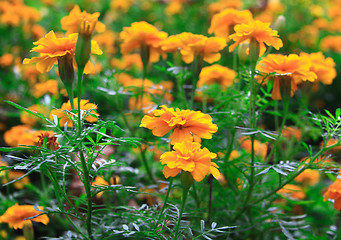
left=50, top=98, right=99, bottom=127
left=0, top=203, right=49, bottom=229
left=256, top=54, right=317, bottom=100
left=61, top=5, right=106, bottom=35
left=160, top=141, right=220, bottom=182
left=140, top=105, right=218, bottom=144
left=175, top=33, right=226, bottom=64
left=294, top=169, right=320, bottom=186
left=197, top=64, right=236, bottom=90
left=324, top=178, right=341, bottom=210
left=300, top=52, right=337, bottom=85
left=120, top=21, right=168, bottom=63
left=277, top=184, right=305, bottom=200
left=208, top=8, right=253, bottom=40
left=23, top=31, right=102, bottom=74
left=320, top=36, right=341, bottom=53
left=229, top=20, right=283, bottom=55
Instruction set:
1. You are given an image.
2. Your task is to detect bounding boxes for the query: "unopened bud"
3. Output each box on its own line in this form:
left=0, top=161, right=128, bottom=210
left=180, top=171, right=194, bottom=190
left=273, top=15, right=286, bottom=32
left=75, top=20, right=96, bottom=70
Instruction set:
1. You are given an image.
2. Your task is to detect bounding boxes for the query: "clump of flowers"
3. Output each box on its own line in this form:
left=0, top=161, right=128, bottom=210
left=61, top=5, right=106, bottom=35
left=197, top=64, right=236, bottom=90
left=160, top=141, right=220, bottom=182
left=31, top=79, right=59, bottom=98
left=162, top=32, right=226, bottom=64
left=256, top=54, right=317, bottom=100
left=50, top=98, right=99, bottom=127
left=140, top=105, right=218, bottom=144
left=23, top=31, right=102, bottom=74
left=0, top=203, right=49, bottom=230
left=208, top=8, right=253, bottom=40
left=229, top=20, right=283, bottom=56
left=120, top=21, right=168, bottom=63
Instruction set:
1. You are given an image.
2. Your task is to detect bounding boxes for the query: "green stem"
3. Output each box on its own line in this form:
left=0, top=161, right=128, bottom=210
left=207, top=175, right=213, bottom=226
left=192, top=182, right=200, bottom=208
left=175, top=187, right=189, bottom=239
left=190, top=56, right=203, bottom=109
left=78, top=151, right=93, bottom=240
left=77, top=67, right=84, bottom=136
left=155, top=177, right=174, bottom=229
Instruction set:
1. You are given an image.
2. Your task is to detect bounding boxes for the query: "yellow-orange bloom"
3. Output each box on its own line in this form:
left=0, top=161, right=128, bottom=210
left=208, top=8, right=253, bottom=40
left=229, top=20, right=283, bottom=55
left=20, top=104, right=48, bottom=126
left=256, top=54, right=317, bottom=100
left=61, top=5, right=106, bottom=35
left=50, top=98, right=99, bottom=127
left=0, top=53, right=14, bottom=67
left=111, top=53, right=143, bottom=70
left=140, top=105, right=218, bottom=144
left=4, top=125, right=36, bottom=147
left=1, top=170, right=30, bottom=190
left=300, top=52, right=337, bottom=85
left=324, top=178, right=341, bottom=210
left=239, top=136, right=268, bottom=159
left=197, top=64, right=236, bottom=90
left=176, top=33, right=226, bottom=64
left=277, top=184, right=306, bottom=200
left=320, top=36, right=341, bottom=53
left=160, top=141, right=220, bottom=182
left=120, top=21, right=168, bottom=63
left=23, top=31, right=102, bottom=74
left=0, top=203, right=49, bottom=230
left=208, top=0, right=242, bottom=15
left=294, top=169, right=320, bottom=186
left=111, top=0, right=135, bottom=12
left=31, top=79, right=59, bottom=98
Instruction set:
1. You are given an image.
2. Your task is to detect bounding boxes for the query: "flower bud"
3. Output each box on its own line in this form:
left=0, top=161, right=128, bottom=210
left=180, top=171, right=194, bottom=190
left=75, top=19, right=96, bottom=70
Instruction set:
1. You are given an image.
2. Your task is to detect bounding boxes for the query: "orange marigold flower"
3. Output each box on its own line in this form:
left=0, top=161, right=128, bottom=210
left=120, top=21, right=168, bottom=63
left=61, top=5, right=106, bottom=35
left=160, top=141, right=220, bottom=182
left=300, top=52, right=337, bottom=85
left=320, top=36, right=341, bottom=53
left=229, top=20, right=283, bottom=55
left=239, top=136, right=268, bottom=159
left=165, top=0, right=188, bottom=15
left=110, top=53, right=143, bottom=70
left=294, top=169, right=320, bottom=186
left=176, top=33, right=226, bottom=64
left=1, top=170, right=30, bottom=190
left=50, top=98, right=99, bottom=127
left=129, top=95, right=157, bottom=114
left=0, top=203, right=49, bottom=230
left=92, top=176, right=120, bottom=198
left=20, top=104, right=48, bottom=127
left=208, top=8, right=253, bottom=40
left=140, top=105, right=218, bottom=144
left=4, top=125, right=35, bottom=147
left=111, top=0, right=135, bottom=12
left=197, top=64, right=236, bottom=90
left=0, top=53, right=14, bottom=67
left=23, top=31, right=102, bottom=74
left=208, top=0, right=242, bottom=15
left=31, top=79, right=59, bottom=98
left=36, top=131, right=59, bottom=150
left=277, top=184, right=306, bottom=200
left=256, top=54, right=317, bottom=100
left=93, top=30, right=117, bottom=55
left=324, top=178, right=341, bottom=210
left=282, top=126, right=302, bottom=141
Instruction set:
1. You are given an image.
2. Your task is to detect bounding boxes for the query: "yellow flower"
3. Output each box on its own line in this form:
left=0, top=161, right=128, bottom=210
left=256, top=54, right=317, bottom=100
left=0, top=203, right=49, bottom=230
left=165, top=0, right=188, bottom=15
left=1, top=170, right=30, bottom=190
left=111, top=0, right=135, bottom=12
left=160, top=33, right=226, bottom=64
left=4, top=125, right=35, bottom=147
left=277, top=184, right=306, bottom=200
left=120, top=21, right=168, bottom=63
left=160, top=141, right=220, bottom=182
left=0, top=53, right=14, bottom=67
left=294, top=169, right=320, bottom=186
left=229, top=20, right=283, bottom=55
left=110, top=53, right=143, bottom=70
left=20, top=104, right=48, bottom=126
left=50, top=98, right=99, bottom=127
left=208, top=0, right=242, bottom=15
left=300, top=52, right=336, bottom=85
left=140, top=105, right=218, bottom=144
left=197, top=64, right=236, bottom=90
left=239, top=136, right=268, bottom=159
left=93, top=30, right=117, bottom=55
left=320, top=36, right=341, bottom=53
left=324, top=178, right=341, bottom=210
left=23, top=31, right=102, bottom=74
left=61, top=5, right=106, bottom=35
left=31, top=79, right=59, bottom=98
left=208, top=8, right=253, bottom=40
